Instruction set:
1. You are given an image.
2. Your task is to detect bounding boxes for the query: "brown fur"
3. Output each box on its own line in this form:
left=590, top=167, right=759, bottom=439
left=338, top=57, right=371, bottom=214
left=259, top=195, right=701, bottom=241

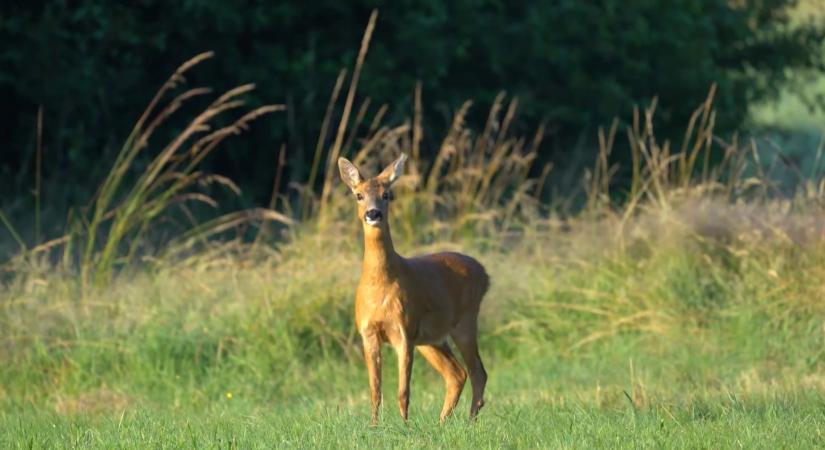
left=338, top=154, right=490, bottom=424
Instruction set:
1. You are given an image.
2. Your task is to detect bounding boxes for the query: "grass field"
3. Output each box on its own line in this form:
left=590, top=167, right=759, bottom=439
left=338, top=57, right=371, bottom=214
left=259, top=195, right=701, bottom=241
left=2, top=209, right=824, bottom=448
left=2, top=53, right=825, bottom=448
left=5, top=395, right=825, bottom=448
left=3, top=219, right=825, bottom=449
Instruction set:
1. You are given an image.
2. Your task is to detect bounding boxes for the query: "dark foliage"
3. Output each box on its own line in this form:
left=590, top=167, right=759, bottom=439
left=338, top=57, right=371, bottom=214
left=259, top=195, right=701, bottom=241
left=1, top=0, right=823, bottom=206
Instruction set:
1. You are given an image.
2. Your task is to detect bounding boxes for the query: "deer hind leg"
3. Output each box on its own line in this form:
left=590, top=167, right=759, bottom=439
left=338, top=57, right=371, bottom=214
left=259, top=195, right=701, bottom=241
left=362, top=331, right=382, bottom=425
left=417, top=343, right=466, bottom=422
left=451, top=314, right=488, bottom=420
left=392, top=338, right=414, bottom=421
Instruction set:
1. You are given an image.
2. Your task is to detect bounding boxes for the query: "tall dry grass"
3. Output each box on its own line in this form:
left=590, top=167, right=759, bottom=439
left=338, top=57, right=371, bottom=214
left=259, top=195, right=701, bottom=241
left=2, top=52, right=294, bottom=290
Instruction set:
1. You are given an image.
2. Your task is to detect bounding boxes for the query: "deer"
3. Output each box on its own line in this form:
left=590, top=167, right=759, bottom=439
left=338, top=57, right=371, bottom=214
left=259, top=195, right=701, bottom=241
left=337, top=153, right=490, bottom=424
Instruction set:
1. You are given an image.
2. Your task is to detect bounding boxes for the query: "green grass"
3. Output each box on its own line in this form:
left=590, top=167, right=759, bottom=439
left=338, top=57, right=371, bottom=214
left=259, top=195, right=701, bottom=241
left=5, top=395, right=825, bottom=449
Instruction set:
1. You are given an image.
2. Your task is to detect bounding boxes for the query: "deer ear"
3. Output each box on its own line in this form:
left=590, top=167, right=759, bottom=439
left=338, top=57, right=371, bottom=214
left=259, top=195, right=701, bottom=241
left=379, top=153, right=408, bottom=185
left=338, top=157, right=362, bottom=189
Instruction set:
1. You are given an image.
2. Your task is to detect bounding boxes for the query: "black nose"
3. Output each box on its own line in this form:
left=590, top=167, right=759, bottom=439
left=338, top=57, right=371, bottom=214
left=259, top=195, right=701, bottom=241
left=365, top=209, right=383, bottom=221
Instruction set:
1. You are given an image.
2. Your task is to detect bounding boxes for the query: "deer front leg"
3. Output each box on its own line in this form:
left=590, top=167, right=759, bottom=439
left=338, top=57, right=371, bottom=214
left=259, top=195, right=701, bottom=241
left=394, top=337, right=413, bottom=421
left=362, top=331, right=382, bottom=425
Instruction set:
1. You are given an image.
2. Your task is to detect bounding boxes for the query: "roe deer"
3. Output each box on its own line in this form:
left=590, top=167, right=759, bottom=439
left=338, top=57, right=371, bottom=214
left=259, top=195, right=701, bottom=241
left=338, top=153, right=490, bottom=424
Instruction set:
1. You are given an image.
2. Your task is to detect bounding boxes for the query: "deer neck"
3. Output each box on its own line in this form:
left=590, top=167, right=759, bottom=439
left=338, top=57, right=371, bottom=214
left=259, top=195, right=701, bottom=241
left=362, top=223, right=399, bottom=279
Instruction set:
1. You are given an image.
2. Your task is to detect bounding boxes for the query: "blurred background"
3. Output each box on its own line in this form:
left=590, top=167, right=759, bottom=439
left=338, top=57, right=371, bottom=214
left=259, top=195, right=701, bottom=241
left=2, top=0, right=824, bottom=249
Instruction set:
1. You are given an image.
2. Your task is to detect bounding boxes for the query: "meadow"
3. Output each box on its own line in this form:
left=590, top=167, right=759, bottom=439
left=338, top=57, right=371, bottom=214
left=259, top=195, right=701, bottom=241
left=1, top=53, right=825, bottom=449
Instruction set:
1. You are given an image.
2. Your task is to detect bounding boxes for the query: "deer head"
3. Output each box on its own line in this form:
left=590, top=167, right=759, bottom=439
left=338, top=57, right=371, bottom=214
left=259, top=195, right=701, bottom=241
left=338, top=154, right=407, bottom=228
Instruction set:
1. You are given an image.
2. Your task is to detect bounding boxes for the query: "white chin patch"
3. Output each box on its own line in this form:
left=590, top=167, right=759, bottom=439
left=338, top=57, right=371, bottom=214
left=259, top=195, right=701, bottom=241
left=365, top=218, right=382, bottom=227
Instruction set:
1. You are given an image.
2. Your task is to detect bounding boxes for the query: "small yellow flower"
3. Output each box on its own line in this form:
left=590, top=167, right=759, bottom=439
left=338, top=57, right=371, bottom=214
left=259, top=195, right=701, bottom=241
left=226, top=392, right=233, bottom=400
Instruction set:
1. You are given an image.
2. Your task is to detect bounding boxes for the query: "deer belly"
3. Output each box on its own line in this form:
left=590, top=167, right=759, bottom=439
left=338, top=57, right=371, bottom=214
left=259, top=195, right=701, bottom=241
left=411, top=312, right=453, bottom=345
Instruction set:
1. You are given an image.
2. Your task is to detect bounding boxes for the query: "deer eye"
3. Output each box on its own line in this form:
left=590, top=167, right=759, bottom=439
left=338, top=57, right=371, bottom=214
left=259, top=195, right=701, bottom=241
left=355, top=193, right=364, bottom=201
left=382, top=191, right=390, bottom=201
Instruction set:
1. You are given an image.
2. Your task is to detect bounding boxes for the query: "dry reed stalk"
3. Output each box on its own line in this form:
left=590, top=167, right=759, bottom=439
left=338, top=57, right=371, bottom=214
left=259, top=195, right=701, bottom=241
left=81, top=52, right=215, bottom=289
left=476, top=99, right=519, bottom=205
left=701, top=111, right=718, bottom=184
left=463, top=94, right=506, bottom=203
left=305, top=68, right=347, bottom=218
left=0, top=210, right=25, bottom=253
left=132, top=104, right=286, bottom=233
left=159, top=208, right=294, bottom=261
left=587, top=119, right=619, bottom=211
left=76, top=52, right=285, bottom=288
left=352, top=127, right=391, bottom=166
left=413, top=82, right=423, bottom=163
left=367, top=104, right=389, bottom=139
left=270, top=145, right=288, bottom=211
left=342, top=97, right=372, bottom=154
left=252, top=143, right=290, bottom=245
left=427, top=101, right=472, bottom=194
left=680, top=85, right=716, bottom=186
left=133, top=51, right=215, bottom=143
left=320, top=10, right=379, bottom=210
left=35, top=106, right=43, bottom=244
left=534, top=162, right=553, bottom=198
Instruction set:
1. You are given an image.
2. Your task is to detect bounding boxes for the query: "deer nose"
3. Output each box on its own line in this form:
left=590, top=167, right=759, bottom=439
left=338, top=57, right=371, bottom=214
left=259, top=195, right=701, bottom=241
left=365, top=209, right=383, bottom=222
